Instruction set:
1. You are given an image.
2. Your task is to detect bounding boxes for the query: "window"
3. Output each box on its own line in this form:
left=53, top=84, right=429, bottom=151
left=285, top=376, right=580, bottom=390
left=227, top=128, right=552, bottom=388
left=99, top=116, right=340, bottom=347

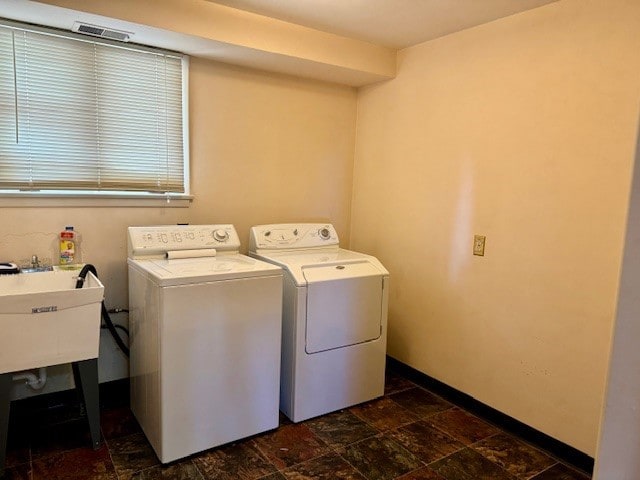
left=0, top=20, right=188, bottom=197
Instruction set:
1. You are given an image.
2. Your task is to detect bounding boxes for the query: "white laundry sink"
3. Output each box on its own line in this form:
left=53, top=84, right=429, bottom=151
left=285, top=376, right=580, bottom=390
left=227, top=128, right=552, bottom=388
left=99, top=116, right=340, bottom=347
left=0, top=270, right=104, bottom=374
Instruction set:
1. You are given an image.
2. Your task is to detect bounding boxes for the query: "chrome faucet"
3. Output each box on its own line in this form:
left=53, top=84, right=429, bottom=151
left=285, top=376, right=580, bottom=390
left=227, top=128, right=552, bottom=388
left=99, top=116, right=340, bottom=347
left=31, top=255, right=40, bottom=268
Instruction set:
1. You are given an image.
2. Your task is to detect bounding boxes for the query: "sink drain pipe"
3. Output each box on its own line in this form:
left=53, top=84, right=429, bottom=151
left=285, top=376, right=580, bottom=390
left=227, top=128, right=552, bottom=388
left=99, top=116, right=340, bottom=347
left=75, top=264, right=130, bottom=358
left=12, top=367, right=47, bottom=390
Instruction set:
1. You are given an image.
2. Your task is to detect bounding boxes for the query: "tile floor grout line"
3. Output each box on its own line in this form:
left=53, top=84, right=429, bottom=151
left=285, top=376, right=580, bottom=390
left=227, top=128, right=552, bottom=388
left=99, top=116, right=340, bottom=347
left=352, top=429, right=427, bottom=479
left=276, top=448, right=339, bottom=474
left=512, top=434, right=564, bottom=465
left=29, top=438, right=34, bottom=480
left=357, top=414, right=423, bottom=433
left=466, top=430, right=562, bottom=480
left=384, top=394, right=457, bottom=421
left=189, top=458, right=207, bottom=480
left=349, top=403, right=421, bottom=432
left=332, top=447, right=372, bottom=480
left=383, top=385, right=417, bottom=396
left=418, top=405, right=457, bottom=420
left=103, top=432, right=128, bottom=480
left=467, top=430, right=502, bottom=447
left=513, top=437, right=593, bottom=478
left=323, top=432, right=381, bottom=453
left=250, top=437, right=274, bottom=472
left=332, top=429, right=391, bottom=450
left=426, top=444, right=524, bottom=480
left=526, top=461, right=560, bottom=480
left=101, top=435, right=120, bottom=480
left=412, top=416, right=468, bottom=447
left=513, top=432, right=591, bottom=478
left=424, top=443, right=467, bottom=467
left=249, top=433, right=332, bottom=475
left=388, top=384, right=454, bottom=407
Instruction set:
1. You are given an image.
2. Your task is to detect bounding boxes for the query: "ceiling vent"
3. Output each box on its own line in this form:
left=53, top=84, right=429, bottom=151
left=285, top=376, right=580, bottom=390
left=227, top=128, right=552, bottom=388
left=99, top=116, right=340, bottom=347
left=72, top=22, right=131, bottom=42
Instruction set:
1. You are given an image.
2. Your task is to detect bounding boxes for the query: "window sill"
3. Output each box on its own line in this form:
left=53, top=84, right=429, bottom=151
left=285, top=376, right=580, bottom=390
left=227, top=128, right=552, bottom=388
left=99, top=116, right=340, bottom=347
left=0, top=193, right=193, bottom=208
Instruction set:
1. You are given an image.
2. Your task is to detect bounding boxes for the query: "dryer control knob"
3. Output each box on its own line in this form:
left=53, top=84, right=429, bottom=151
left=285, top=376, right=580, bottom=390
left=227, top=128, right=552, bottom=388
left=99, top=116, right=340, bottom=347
left=213, top=229, right=229, bottom=242
left=319, top=228, right=331, bottom=240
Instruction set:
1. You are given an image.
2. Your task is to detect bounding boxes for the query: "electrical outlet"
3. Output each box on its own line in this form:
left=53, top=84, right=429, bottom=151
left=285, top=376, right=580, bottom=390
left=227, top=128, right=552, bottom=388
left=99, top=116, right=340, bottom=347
left=473, top=235, right=486, bottom=256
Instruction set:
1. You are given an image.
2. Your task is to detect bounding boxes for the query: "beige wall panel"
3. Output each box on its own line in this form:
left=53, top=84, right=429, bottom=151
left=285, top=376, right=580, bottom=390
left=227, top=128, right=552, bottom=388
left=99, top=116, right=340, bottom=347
left=187, top=57, right=357, bottom=248
left=351, top=0, right=640, bottom=455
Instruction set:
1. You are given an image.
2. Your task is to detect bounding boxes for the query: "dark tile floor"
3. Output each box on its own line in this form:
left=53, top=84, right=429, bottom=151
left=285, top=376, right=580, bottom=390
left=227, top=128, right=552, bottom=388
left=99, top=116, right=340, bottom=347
left=2, top=369, right=592, bottom=480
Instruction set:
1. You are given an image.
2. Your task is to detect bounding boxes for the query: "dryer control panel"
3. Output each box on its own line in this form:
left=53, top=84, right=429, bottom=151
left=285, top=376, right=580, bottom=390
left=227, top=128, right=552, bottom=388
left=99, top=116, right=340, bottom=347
left=250, top=224, right=339, bottom=251
left=128, top=225, right=240, bottom=258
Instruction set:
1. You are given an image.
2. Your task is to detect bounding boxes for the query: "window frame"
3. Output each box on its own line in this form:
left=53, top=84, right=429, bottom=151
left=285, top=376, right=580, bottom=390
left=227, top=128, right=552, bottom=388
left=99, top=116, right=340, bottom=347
left=0, top=19, right=191, bottom=205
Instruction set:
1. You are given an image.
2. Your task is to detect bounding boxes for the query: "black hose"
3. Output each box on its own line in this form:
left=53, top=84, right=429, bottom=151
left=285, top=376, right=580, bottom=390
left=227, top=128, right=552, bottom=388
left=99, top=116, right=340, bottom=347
left=75, top=264, right=130, bottom=357
left=101, top=324, right=129, bottom=337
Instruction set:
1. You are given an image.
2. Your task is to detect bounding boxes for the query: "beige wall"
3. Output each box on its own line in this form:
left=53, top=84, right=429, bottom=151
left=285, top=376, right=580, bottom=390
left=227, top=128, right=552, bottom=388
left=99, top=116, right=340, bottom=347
left=188, top=58, right=357, bottom=242
left=0, top=56, right=357, bottom=397
left=350, top=0, right=640, bottom=455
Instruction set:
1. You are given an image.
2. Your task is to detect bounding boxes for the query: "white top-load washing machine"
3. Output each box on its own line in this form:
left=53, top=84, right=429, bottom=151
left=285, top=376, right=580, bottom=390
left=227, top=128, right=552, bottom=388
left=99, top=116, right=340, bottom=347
left=127, top=224, right=283, bottom=463
left=249, top=223, right=389, bottom=422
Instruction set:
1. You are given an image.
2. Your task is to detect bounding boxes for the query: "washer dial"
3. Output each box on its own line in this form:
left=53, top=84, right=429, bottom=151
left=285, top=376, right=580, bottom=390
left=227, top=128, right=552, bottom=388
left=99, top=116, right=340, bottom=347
left=319, top=227, right=331, bottom=240
left=213, top=229, right=229, bottom=242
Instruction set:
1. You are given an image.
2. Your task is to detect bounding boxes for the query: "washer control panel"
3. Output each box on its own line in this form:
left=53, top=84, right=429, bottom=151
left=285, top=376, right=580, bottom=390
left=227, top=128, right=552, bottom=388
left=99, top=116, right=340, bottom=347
left=250, top=224, right=339, bottom=250
left=128, top=225, right=240, bottom=257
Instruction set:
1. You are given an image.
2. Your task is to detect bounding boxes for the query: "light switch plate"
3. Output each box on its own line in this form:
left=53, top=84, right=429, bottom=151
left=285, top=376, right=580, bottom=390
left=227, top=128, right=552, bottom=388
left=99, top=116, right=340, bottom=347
left=473, top=235, right=486, bottom=256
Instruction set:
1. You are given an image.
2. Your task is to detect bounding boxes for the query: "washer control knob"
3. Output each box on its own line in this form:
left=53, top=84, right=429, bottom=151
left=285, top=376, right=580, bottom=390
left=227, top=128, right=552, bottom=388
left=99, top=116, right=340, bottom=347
left=213, top=229, right=229, bottom=242
left=319, top=228, right=331, bottom=240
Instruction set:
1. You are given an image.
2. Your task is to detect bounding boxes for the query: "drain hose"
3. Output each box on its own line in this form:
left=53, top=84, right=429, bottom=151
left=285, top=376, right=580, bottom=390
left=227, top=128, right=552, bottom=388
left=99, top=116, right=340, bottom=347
left=75, top=264, right=130, bottom=357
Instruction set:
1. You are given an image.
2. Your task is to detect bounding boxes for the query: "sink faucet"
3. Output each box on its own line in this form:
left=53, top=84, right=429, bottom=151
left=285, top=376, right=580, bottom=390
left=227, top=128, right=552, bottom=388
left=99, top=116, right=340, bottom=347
left=31, top=255, right=40, bottom=268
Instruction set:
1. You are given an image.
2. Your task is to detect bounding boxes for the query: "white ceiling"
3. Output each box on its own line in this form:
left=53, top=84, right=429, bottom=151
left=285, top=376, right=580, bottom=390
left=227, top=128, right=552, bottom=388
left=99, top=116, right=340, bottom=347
left=207, top=0, right=558, bottom=49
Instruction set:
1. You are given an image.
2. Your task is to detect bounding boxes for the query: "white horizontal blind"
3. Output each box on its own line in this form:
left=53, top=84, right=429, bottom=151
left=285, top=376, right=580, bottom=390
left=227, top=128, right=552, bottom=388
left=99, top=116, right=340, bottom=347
left=0, top=23, right=186, bottom=193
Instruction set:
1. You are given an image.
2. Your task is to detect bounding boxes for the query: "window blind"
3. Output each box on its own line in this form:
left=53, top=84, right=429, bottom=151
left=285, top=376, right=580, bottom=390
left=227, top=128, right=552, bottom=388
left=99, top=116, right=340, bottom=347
left=0, top=22, right=187, bottom=194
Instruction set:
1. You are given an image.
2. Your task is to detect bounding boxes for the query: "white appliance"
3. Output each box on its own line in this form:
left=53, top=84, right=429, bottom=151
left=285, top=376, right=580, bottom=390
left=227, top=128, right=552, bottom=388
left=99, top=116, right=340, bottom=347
left=249, top=223, right=389, bottom=422
left=127, top=224, right=283, bottom=463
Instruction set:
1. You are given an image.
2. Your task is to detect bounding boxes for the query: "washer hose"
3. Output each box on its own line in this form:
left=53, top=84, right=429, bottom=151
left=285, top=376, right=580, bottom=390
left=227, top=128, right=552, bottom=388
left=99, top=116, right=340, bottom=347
left=75, top=264, right=130, bottom=357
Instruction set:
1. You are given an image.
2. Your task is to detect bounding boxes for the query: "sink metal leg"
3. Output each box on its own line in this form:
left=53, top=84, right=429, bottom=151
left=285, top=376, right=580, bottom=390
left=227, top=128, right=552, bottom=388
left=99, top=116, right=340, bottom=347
left=0, top=373, right=11, bottom=476
left=72, top=359, right=101, bottom=450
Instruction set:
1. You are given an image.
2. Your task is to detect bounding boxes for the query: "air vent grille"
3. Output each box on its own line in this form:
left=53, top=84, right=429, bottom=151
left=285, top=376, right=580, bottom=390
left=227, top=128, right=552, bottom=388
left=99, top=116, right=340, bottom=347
left=77, top=24, right=104, bottom=36
left=72, top=22, right=131, bottom=42
left=100, top=30, right=130, bottom=42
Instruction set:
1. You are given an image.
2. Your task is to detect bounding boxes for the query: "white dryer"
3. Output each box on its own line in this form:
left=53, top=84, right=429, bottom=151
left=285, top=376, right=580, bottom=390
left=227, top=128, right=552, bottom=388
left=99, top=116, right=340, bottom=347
left=127, top=225, right=282, bottom=463
left=249, top=223, right=389, bottom=422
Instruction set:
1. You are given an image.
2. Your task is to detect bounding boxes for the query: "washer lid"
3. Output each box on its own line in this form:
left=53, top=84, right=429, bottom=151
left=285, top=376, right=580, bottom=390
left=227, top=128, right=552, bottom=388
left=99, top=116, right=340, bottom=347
left=127, top=254, right=282, bottom=286
left=253, top=248, right=388, bottom=286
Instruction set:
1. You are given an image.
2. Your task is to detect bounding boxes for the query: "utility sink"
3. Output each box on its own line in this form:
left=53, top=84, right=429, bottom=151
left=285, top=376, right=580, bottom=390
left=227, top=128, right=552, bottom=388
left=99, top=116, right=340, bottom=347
left=0, top=270, right=104, bottom=374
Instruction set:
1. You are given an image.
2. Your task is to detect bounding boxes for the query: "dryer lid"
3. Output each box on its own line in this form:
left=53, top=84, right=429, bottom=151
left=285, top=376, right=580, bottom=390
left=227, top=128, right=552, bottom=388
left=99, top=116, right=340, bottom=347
left=302, top=261, right=382, bottom=284
left=253, top=248, right=388, bottom=286
left=305, top=269, right=384, bottom=354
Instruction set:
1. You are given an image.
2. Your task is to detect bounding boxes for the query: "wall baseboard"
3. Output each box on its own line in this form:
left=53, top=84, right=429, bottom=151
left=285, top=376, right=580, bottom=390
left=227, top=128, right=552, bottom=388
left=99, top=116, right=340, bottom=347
left=386, top=356, right=594, bottom=475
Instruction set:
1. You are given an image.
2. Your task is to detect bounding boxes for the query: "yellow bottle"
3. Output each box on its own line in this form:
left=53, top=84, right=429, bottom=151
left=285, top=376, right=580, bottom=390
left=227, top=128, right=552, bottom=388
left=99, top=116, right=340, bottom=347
left=59, top=226, right=76, bottom=266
